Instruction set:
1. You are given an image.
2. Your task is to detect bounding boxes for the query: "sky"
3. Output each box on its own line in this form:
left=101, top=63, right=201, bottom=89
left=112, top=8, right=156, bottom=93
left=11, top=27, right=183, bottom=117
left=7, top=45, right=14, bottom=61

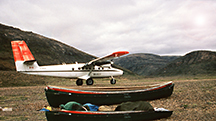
left=1, top=0, right=216, bottom=57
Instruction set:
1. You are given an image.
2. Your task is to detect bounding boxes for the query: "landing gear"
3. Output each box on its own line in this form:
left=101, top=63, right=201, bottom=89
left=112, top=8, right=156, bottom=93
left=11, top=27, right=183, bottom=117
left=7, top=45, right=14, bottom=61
left=76, top=78, right=94, bottom=86
left=86, top=78, right=94, bottom=85
left=110, top=78, right=116, bottom=84
left=76, top=79, right=83, bottom=86
left=76, top=78, right=115, bottom=86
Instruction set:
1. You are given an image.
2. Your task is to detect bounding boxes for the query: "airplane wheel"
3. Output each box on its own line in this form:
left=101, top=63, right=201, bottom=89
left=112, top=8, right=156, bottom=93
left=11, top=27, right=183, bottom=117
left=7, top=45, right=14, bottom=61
left=86, top=78, right=94, bottom=85
left=110, top=78, right=116, bottom=84
left=76, top=79, right=83, bottom=86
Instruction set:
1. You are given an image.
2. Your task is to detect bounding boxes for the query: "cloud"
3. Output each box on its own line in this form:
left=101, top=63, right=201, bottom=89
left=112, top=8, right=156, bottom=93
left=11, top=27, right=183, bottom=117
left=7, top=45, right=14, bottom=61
left=1, top=0, right=216, bottom=57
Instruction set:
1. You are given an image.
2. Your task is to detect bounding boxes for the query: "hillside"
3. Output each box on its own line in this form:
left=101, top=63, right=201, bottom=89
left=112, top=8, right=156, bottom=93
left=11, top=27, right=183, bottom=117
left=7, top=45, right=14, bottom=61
left=0, top=23, right=96, bottom=70
left=0, top=23, right=135, bottom=77
left=114, top=53, right=179, bottom=76
left=114, top=50, right=216, bottom=76
left=152, top=50, right=216, bottom=76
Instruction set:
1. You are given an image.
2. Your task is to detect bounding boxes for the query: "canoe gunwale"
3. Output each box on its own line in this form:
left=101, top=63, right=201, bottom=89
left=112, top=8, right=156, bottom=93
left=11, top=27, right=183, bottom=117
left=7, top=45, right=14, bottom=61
left=45, top=110, right=173, bottom=121
left=59, top=110, right=172, bottom=115
left=46, top=81, right=173, bottom=94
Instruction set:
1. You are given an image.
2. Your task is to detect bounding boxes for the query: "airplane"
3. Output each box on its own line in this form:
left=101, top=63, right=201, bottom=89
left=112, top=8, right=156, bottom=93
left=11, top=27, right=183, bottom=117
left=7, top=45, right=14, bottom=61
left=11, top=40, right=129, bottom=86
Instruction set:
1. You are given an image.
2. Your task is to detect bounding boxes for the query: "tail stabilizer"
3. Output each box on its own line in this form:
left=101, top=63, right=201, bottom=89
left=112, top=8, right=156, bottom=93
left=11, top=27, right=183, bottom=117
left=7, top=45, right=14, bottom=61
left=11, top=41, right=39, bottom=71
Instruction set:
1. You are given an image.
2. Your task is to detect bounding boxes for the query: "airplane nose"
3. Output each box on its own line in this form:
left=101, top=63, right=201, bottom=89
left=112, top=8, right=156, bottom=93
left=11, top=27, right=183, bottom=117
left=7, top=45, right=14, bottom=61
left=119, top=69, right=123, bottom=75
left=113, top=68, right=124, bottom=76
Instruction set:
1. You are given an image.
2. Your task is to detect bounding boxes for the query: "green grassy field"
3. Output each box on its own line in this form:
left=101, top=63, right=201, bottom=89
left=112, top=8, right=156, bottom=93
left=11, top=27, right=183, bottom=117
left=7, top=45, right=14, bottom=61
left=0, top=71, right=215, bottom=120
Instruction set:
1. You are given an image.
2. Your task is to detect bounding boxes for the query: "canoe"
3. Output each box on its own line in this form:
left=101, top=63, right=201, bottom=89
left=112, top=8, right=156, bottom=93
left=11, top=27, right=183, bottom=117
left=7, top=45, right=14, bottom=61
left=45, top=110, right=173, bottom=121
left=45, top=81, right=174, bottom=107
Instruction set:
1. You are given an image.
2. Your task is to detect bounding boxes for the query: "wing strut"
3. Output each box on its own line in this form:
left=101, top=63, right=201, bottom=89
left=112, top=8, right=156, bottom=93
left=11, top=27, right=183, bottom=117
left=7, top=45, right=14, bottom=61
left=78, top=65, right=94, bottom=80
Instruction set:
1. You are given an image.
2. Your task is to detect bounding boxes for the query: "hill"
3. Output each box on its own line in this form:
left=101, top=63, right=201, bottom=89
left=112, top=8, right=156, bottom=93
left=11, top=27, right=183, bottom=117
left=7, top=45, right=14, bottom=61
left=114, top=53, right=179, bottom=76
left=114, top=50, right=216, bottom=76
left=0, top=23, right=96, bottom=70
left=0, top=23, right=135, bottom=77
left=152, top=50, right=216, bottom=76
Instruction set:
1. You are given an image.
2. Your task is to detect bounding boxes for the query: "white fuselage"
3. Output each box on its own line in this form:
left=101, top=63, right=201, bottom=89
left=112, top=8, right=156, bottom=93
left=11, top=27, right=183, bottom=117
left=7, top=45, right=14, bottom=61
left=19, top=62, right=123, bottom=79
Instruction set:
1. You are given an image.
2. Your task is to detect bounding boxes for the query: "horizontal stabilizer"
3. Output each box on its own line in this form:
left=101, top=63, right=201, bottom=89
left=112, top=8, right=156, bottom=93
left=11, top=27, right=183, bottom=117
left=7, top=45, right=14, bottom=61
left=23, top=60, right=37, bottom=65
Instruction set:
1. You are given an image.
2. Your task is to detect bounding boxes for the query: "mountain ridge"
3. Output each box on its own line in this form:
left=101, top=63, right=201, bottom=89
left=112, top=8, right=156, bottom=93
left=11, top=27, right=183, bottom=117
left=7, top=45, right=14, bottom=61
left=152, top=50, right=216, bottom=76
left=1, top=23, right=215, bottom=77
left=114, top=53, right=179, bottom=76
left=0, top=23, right=96, bottom=70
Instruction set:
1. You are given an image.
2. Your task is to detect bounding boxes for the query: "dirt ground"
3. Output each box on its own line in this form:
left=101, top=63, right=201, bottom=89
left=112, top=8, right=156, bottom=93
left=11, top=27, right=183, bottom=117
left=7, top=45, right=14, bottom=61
left=0, top=79, right=215, bottom=121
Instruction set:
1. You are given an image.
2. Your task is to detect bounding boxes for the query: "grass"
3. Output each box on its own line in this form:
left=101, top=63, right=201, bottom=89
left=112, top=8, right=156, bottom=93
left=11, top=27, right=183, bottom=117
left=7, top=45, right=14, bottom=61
left=1, top=71, right=216, bottom=87
left=0, top=71, right=216, bottom=120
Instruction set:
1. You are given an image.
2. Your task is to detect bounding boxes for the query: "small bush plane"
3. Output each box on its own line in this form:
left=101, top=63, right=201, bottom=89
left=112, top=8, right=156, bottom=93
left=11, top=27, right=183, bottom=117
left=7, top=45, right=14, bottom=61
left=11, top=41, right=129, bottom=86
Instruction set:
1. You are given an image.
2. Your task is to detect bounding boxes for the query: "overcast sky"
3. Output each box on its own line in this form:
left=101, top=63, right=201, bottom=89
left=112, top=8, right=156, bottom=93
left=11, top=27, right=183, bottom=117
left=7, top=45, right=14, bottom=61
left=1, top=0, right=216, bottom=57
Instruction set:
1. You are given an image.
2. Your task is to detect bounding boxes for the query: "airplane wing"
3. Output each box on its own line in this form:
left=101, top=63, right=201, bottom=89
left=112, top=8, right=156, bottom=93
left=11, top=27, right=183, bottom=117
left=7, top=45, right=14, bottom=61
left=79, top=51, right=129, bottom=80
left=85, top=51, right=129, bottom=66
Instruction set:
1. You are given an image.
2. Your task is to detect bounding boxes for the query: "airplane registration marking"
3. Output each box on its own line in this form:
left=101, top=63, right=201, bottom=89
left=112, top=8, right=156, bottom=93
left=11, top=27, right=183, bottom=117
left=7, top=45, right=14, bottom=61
left=93, top=73, right=101, bottom=75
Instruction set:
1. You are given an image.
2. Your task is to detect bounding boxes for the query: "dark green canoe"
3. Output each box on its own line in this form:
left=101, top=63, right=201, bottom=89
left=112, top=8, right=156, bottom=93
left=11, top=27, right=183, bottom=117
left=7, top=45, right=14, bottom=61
left=45, top=81, right=174, bottom=107
left=45, top=110, right=173, bottom=121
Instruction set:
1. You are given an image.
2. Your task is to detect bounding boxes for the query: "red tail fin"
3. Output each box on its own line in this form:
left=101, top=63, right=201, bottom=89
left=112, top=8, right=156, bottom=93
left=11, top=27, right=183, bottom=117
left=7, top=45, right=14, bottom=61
left=11, top=41, right=35, bottom=62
